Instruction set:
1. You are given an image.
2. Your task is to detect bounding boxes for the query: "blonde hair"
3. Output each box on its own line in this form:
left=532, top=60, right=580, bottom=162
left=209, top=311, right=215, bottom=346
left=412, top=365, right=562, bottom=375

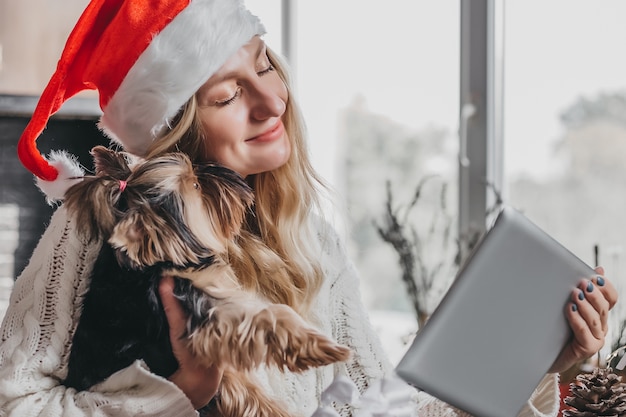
left=146, top=48, right=325, bottom=312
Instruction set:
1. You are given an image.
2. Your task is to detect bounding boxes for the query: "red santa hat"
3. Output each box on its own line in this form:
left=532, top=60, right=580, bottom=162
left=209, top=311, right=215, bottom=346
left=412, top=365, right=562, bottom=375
left=17, top=0, right=264, bottom=202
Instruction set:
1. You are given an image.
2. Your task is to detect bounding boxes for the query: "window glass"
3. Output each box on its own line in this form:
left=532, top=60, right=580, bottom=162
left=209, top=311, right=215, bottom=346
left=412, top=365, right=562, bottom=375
left=295, top=1, right=460, bottom=363
left=503, top=0, right=626, bottom=354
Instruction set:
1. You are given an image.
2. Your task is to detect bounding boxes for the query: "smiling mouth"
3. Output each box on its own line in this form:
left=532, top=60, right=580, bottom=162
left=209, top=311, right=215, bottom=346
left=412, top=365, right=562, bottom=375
left=247, top=121, right=284, bottom=143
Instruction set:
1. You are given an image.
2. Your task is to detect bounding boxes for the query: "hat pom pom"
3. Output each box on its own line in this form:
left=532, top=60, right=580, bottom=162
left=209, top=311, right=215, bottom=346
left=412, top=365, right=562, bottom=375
left=36, top=150, right=85, bottom=205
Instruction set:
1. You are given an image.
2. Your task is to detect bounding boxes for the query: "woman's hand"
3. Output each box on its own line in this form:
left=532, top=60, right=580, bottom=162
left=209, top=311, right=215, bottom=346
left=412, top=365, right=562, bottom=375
left=158, top=275, right=223, bottom=409
left=549, top=266, right=618, bottom=374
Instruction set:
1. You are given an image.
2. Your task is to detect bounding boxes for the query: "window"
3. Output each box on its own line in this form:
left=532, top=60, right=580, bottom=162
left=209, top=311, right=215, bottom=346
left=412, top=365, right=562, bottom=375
left=503, top=0, right=626, bottom=354
left=292, top=1, right=460, bottom=362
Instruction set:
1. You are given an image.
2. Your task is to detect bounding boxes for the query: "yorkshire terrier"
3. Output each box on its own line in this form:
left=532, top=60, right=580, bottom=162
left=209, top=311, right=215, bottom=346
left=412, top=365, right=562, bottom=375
left=62, top=145, right=351, bottom=417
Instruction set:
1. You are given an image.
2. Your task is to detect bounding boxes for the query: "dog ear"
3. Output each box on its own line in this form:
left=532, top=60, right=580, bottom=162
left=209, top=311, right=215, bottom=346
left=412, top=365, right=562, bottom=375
left=64, top=175, right=120, bottom=242
left=108, top=211, right=145, bottom=269
left=110, top=208, right=211, bottom=270
left=196, top=164, right=254, bottom=238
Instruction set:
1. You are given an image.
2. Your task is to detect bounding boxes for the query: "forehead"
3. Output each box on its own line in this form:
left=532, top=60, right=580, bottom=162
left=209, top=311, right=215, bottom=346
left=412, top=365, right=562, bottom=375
left=204, top=36, right=266, bottom=84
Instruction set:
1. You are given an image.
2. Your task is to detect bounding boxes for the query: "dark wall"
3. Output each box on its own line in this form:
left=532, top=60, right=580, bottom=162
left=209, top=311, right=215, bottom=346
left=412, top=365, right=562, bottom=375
left=0, top=104, right=107, bottom=278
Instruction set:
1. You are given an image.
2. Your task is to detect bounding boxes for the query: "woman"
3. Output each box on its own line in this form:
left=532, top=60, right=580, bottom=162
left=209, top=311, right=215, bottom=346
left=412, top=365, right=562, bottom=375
left=1, top=0, right=618, bottom=415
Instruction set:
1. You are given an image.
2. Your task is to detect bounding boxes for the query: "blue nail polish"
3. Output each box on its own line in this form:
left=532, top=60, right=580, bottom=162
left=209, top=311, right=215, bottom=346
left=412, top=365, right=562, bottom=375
left=597, top=276, right=605, bottom=286
left=587, top=281, right=594, bottom=292
left=572, top=303, right=578, bottom=312
left=578, top=290, right=585, bottom=300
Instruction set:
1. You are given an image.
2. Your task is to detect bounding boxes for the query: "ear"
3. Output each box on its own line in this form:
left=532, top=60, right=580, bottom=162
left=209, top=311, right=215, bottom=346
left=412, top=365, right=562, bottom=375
left=64, top=175, right=119, bottom=242
left=196, top=164, right=254, bottom=237
left=213, top=165, right=255, bottom=208
left=109, top=210, right=175, bottom=270
left=108, top=210, right=146, bottom=269
left=109, top=209, right=210, bottom=269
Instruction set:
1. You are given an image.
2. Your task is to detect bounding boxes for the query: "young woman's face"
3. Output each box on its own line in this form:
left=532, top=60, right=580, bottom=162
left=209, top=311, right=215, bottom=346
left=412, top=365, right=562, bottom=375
left=195, top=36, right=290, bottom=178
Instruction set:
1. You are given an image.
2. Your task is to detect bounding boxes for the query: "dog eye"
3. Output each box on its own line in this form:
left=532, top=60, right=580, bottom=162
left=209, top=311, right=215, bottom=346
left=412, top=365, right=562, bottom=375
left=193, top=182, right=199, bottom=190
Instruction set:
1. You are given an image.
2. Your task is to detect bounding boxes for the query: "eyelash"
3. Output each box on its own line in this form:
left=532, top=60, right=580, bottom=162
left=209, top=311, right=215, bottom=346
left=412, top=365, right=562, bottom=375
left=258, top=63, right=275, bottom=76
left=215, top=64, right=275, bottom=107
left=216, top=88, right=242, bottom=107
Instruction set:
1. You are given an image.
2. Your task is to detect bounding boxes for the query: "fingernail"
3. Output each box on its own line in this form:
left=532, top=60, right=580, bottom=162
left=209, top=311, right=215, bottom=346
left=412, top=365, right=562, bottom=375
left=597, top=276, right=605, bottom=286
left=572, top=303, right=578, bottom=312
left=587, top=281, right=594, bottom=293
left=578, top=290, right=585, bottom=300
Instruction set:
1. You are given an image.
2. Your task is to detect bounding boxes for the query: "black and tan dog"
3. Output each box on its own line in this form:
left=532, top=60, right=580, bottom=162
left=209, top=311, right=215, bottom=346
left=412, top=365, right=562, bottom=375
left=63, top=145, right=351, bottom=417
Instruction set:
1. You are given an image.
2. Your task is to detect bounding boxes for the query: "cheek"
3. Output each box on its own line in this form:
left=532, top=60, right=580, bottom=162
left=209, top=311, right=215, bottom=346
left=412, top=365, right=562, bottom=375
left=259, top=132, right=292, bottom=172
left=199, top=114, right=243, bottom=159
left=275, top=76, right=289, bottom=103
left=279, top=135, right=292, bottom=163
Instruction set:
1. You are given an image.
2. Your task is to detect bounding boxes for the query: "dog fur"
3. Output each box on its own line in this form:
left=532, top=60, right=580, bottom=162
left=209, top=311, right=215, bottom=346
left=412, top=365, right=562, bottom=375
left=62, top=145, right=351, bottom=417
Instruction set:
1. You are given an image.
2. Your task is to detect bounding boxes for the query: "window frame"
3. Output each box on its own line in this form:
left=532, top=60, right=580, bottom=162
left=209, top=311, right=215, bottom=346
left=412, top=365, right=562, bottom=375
left=458, top=0, right=504, bottom=257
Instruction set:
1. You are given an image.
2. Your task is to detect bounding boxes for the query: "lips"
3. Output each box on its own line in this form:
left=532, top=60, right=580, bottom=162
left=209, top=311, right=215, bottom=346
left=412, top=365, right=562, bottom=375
left=247, top=120, right=284, bottom=143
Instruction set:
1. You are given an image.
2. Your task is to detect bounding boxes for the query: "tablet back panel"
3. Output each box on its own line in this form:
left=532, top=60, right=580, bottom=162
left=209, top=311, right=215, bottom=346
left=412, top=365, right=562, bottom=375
left=395, top=206, right=594, bottom=417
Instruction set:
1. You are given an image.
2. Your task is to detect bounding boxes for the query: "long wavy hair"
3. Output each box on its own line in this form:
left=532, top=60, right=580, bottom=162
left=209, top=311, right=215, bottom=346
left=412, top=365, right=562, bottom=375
left=146, top=48, right=326, bottom=313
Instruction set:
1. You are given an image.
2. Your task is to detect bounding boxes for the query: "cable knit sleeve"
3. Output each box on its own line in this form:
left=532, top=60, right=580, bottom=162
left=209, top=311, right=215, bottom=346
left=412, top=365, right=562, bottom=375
left=0, top=207, right=197, bottom=417
left=329, top=256, right=395, bottom=386
left=314, top=220, right=400, bottom=417
left=316, top=218, right=561, bottom=417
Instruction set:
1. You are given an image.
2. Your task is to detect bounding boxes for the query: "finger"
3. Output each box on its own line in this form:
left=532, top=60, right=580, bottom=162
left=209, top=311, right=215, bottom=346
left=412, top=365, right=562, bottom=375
left=159, top=276, right=185, bottom=330
left=159, top=276, right=176, bottom=309
left=571, top=285, right=605, bottom=340
left=592, top=267, right=618, bottom=309
left=158, top=276, right=193, bottom=360
left=581, top=279, right=610, bottom=334
left=565, top=300, right=602, bottom=359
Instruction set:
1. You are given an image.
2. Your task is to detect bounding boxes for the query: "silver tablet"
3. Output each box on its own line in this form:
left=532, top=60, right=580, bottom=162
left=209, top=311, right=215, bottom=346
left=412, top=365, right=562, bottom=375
left=396, top=206, right=594, bottom=417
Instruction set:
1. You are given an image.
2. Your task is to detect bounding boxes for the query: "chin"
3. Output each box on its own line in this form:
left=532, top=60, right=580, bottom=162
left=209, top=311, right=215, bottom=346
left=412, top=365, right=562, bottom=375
left=272, top=135, right=292, bottom=167
left=247, top=139, right=291, bottom=176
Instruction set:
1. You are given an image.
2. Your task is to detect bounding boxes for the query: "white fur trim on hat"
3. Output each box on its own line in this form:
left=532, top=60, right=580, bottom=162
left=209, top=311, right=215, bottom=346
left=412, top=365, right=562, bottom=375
left=36, top=150, right=85, bottom=204
left=99, top=0, right=265, bottom=156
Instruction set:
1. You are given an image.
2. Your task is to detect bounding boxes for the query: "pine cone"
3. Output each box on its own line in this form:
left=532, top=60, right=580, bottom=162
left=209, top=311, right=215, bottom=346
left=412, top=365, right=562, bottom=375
left=563, top=367, right=626, bottom=417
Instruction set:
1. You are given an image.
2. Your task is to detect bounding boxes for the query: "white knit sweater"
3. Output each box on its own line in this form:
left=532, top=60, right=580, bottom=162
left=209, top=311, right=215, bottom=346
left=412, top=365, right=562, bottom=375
left=0, top=206, right=560, bottom=416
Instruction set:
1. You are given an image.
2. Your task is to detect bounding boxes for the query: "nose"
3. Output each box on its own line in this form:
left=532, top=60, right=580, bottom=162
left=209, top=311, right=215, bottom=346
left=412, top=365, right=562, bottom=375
left=249, top=79, right=287, bottom=121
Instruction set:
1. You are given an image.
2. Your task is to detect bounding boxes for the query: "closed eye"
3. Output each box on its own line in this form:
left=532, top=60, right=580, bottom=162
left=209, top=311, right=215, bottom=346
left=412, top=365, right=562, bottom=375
left=258, top=64, right=275, bottom=76
left=215, top=87, right=242, bottom=107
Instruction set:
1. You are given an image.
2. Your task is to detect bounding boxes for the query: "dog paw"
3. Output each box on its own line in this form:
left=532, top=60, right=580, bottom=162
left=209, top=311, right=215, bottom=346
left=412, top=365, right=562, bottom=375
left=270, top=327, right=352, bottom=372
left=253, top=304, right=352, bottom=372
left=188, top=300, right=352, bottom=372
